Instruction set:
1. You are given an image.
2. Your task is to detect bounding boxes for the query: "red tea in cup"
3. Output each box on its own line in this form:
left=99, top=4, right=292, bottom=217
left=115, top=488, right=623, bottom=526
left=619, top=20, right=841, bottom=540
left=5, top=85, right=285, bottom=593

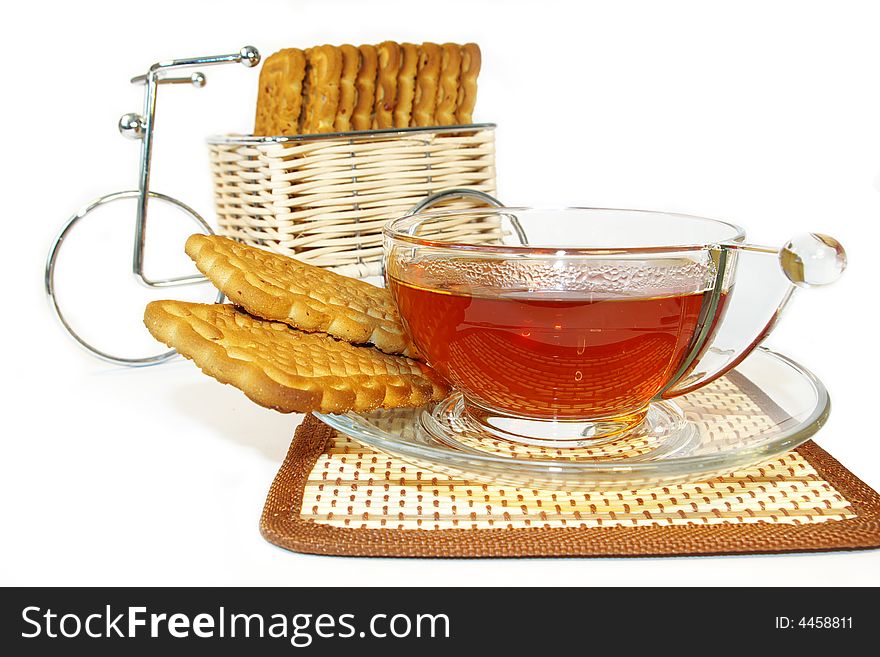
left=390, top=262, right=707, bottom=420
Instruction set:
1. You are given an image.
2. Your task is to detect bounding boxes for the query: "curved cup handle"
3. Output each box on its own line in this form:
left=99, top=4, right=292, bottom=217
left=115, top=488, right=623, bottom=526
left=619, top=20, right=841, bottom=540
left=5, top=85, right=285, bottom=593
left=405, top=188, right=504, bottom=214
left=662, top=232, right=846, bottom=398
left=402, top=188, right=529, bottom=245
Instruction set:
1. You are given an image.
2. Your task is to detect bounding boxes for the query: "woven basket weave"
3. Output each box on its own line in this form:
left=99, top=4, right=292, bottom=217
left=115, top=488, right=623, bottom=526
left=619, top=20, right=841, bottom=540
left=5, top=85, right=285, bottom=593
left=207, top=124, right=498, bottom=278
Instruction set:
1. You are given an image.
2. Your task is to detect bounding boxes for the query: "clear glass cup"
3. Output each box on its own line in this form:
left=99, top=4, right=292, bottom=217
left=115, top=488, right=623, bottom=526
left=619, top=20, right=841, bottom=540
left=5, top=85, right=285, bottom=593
left=384, top=207, right=845, bottom=446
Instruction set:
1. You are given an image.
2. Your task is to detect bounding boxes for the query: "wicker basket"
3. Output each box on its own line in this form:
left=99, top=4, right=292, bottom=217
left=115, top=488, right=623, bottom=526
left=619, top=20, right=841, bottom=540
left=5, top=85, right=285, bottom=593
left=206, top=124, right=499, bottom=277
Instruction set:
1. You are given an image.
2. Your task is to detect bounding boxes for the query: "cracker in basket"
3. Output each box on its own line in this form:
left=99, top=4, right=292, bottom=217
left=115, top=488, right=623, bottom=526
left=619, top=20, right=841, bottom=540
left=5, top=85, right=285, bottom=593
left=304, top=45, right=342, bottom=133
left=352, top=44, right=378, bottom=130
left=185, top=234, right=419, bottom=358
left=144, top=301, right=447, bottom=414
left=393, top=43, right=419, bottom=128
left=334, top=44, right=359, bottom=132
left=455, top=43, right=481, bottom=124
left=297, top=48, right=313, bottom=133
left=413, top=42, right=442, bottom=126
left=435, top=43, right=462, bottom=125
left=254, top=48, right=307, bottom=136
left=374, top=41, right=401, bottom=129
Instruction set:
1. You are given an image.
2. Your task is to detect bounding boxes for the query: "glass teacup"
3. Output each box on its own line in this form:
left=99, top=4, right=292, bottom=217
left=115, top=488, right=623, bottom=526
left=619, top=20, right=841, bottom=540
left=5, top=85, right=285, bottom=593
left=384, top=207, right=845, bottom=446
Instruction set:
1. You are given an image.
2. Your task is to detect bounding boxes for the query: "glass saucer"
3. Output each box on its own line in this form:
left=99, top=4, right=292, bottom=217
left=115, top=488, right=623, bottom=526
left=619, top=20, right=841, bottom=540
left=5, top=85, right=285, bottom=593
left=316, top=348, right=829, bottom=490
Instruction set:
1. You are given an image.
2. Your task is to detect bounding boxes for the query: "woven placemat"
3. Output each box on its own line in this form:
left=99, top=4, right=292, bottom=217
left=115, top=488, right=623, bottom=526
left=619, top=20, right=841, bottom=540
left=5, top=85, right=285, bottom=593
left=260, top=381, right=880, bottom=557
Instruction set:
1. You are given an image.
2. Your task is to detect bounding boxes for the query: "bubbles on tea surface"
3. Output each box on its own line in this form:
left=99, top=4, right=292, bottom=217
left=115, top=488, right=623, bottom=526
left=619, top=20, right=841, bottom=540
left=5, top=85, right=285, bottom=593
left=405, top=256, right=716, bottom=296
left=779, top=233, right=847, bottom=288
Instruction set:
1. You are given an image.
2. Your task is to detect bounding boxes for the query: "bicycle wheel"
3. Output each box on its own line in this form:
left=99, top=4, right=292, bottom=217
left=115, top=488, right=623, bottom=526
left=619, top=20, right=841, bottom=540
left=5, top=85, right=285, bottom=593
left=45, top=190, right=224, bottom=366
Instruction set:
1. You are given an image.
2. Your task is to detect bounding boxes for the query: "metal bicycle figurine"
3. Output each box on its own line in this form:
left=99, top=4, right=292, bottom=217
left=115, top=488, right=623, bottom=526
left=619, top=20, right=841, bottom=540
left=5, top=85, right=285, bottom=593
left=45, top=46, right=261, bottom=367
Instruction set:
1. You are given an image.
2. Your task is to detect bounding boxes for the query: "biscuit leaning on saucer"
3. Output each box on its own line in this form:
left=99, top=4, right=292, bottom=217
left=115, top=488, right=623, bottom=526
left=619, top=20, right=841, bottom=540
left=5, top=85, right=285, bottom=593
left=185, top=234, right=419, bottom=358
left=144, top=301, right=447, bottom=414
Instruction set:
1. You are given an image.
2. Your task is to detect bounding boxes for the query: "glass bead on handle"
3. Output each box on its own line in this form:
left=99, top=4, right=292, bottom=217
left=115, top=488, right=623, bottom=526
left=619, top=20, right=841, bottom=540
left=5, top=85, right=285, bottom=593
left=779, top=233, right=847, bottom=288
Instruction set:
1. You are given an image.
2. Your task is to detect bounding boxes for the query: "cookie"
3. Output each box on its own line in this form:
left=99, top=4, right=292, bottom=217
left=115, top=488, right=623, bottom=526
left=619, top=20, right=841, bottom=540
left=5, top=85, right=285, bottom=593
left=298, top=47, right=313, bottom=133
left=144, top=301, right=448, bottom=414
left=254, top=48, right=307, bottom=136
left=455, top=43, right=481, bottom=124
left=374, top=41, right=401, bottom=129
left=185, top=234, right=419, bottom=358
left=436, top=43, right=462, bottom=125
left=393, top=43, right=419, bottom=128
left=334, top=44, right=359, bottom=132
left=352, top=44, right=378, bottom=131
left=413, top=42, right=442, bottom=127
left=304, top=44, right=342, bottom=133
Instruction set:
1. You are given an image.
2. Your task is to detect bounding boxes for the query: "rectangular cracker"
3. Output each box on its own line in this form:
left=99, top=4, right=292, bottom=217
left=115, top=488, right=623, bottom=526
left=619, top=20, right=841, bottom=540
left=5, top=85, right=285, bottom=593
left=352, top=44, right=378, bottom=131
left=144, top=301, right=448, bottom=414
left=304, top=45, right=342, bottom=133
left=436, top=43, right=462, bottom=125
left=374, top=41, right=401, bottom=129
left=413, top=42, right=442, bottom=127
left=334, top=44, right=359, bottom=132
left=253, top=48, right=307, bottom=136
left=455, top=43, right=481, bottom=124
left=393, top=43, right=419, bottom=128
left=185, top=234, right=420, bottom=359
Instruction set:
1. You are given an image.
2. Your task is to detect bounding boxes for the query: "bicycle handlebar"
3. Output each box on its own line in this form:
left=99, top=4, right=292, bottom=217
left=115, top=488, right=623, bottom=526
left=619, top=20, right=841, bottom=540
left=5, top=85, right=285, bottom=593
left=129, top=46, right=260, bottom=87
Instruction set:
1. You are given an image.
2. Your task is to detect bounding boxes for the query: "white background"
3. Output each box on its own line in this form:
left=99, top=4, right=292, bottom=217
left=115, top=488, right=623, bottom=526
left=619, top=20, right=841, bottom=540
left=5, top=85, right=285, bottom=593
left=2, top=0, right=879, bottom=585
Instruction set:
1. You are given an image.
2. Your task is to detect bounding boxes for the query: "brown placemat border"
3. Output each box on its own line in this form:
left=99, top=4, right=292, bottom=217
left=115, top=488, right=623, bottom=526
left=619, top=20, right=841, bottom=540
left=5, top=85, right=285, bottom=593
left=260, top=414, right=880, bottom=558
